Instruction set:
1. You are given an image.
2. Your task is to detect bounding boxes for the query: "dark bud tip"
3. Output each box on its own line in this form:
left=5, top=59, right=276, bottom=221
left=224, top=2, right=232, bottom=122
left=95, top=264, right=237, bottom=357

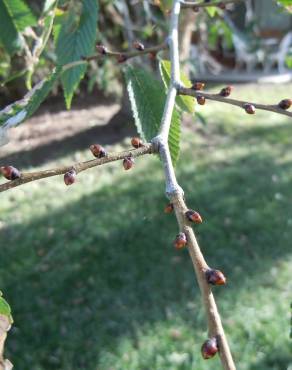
left=220, top=85, right=232, bottom=97
left=96, top=44, right=107, bottom=55
left=201, top=337, right=218, bottom=359
left=185, top=210, right=203, bottom=224
left=64, top=169, right=76, bottom=186
left=123, top=157, right=134, bottom=170
left=90, top=144, right=107, bottom=158
left=164, top=203, right=174, bottom=214
left=174, top=232, right=187, bottom=250
left=278, top=98, right=292, bottom=110
left=192, top=82, right=205, bottom=91
left=197, top=95, right=206, bottom=105
left=0, top=166, right=21, bottom=180
left=243, top=103, right=256, bottom=114
left=206, top=269, right=226, bottom=286
left=117, top=54, right=127, bottom=64
left=133, top=41, right=145, bottom=51
left=131, top=137, right=143, bottom=149
left=218, top=2, right=226, bottom=9
left=192, top=6, right=200, bottom=12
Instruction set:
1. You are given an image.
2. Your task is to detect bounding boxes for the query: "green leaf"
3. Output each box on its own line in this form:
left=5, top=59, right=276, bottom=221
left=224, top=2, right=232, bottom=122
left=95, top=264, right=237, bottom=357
left=206, top=6, right=218, bottom=17
left=2, top=0, right=36, bottom=31
left=0, top=67, right=61, bottom=145
left=54, top=0, right=98, bottom=109
left=0, top=294, right=13, bottom=323
left=277, top=0, right=292, bottom=12
left=124, top=65, right=181, bottom=165
left=159, top=60, right=195, bottom=114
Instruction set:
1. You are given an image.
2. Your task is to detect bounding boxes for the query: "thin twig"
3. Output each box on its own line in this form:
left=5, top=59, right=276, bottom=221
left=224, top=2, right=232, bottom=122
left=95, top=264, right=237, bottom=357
left=179, top=87, right=292, bottom=117
left=181, top=0, right=242, bottom=9
left=0, top=145, right=153, bottom=193
left=154, top=0, right=237, bottom=369
left=85, top=42, right=168, bottom=61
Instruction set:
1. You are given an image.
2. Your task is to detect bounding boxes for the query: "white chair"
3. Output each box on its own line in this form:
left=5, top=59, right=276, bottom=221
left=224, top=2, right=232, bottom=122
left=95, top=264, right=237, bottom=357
left=263, top=32, right=292, bottom=73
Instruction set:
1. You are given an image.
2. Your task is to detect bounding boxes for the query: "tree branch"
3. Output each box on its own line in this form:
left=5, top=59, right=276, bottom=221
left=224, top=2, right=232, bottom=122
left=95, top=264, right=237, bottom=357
left=181, top=0, right=242, bottom=9
left=154, top=1, right=236, bottom=369
left=179, top=87, right=292, bottom=117
left=0, top=144, right=153, bottom=193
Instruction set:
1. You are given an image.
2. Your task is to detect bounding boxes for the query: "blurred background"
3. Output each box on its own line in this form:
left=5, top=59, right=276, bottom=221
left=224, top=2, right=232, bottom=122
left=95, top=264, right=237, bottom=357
left=0, top=0, right=291, bottom=369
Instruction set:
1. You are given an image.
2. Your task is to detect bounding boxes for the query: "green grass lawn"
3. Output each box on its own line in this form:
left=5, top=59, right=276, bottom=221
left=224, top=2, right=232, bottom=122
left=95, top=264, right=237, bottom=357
left=0, top=83, right=291, bottom=370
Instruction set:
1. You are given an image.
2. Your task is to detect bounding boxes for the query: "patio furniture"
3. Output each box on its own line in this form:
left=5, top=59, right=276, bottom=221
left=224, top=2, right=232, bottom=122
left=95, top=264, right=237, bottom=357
left=263, top=31, right=292, bottom=73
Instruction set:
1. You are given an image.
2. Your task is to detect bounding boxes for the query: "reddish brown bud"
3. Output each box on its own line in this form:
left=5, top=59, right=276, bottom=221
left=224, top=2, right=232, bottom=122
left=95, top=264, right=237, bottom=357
left=192, top=6, right=200, bottom=12
left=133, top=41, right=145, bottom=51
left=185, top=210, right=203, bottom=224
left=164, top=203, right=174, bottom=214
left=192, top=82, right=205, bottom=91
left=218, top=2, right=226, bottom=9
left=117, top=54, right=127, bottom=63
left=206, top=269, right=226, bottom=285
left=64, top=169, right=76, bottom=186
left=96, top=44, right=107, bottom=55
left=243, top=103, right=255, bottom=114
left=148, top=51, right=157, bottom=61
left=131, top=137, right=143, bottom=149
left=220, top=86, right=232, bottom=97
left=197, top=95, right=206, bottom=105
left=90, top=144, right=107, bottom=158
left=174, top=232, right=187, bottom=249
left=201, top=337, right=218, bottom=359
left=278, top=99, right=292, bottom=110
left=0, top=166, right=21, bottom=180
left=123, top=157, right=134, bottom=170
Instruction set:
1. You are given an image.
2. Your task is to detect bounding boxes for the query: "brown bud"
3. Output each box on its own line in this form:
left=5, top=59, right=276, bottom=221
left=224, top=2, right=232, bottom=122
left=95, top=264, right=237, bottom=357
left=96, top=44, right=107, bottom=55
left=206, top=269, right=226, bottom=285
left=201, top=337, right=218, bottom=359
left=220, top=86, right=232, bottom=97
left=123, top=157, right=134, bottom=170
left=64, top=169, right=76, bottom=186
left=117, top=54, right=127, bottom=64
left=90, top=144, right=107, bottom=158
left=148, top=51, right=157, bottom=61
left=174, top=232, right=187, bottom=249
left=218, top=2, right=226, bottom=9
left=192, top=82, right=205, bottom=91
left=192, top=6, right=200, bottom=12
left=278, top=99, right=292, bottom=110
left=0, top=166, right=21, bottom=180
left=131, top=137, right=143, bottom=149
left=133, top=41, right=145, bottom=51
left=185, top=210, right=203, bottom=224
left=197, top=95, right=206, bottom=105
left=243, top=103, right=256, bottom=114
left=164, top=203, right=174, bottom=214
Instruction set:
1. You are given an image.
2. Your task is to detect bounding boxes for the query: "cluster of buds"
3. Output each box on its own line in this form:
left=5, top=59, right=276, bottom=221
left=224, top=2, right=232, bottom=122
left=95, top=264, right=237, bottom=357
left=185, top=210, right=203, bottom=224
left=0, top=166, right=21, bottom=180
left=201, top=337, right=219, bottom=359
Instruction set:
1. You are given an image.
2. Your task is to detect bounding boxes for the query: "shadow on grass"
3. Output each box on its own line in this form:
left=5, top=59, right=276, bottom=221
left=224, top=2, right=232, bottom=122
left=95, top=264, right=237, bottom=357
left=0, top=126, right=291, bottom=369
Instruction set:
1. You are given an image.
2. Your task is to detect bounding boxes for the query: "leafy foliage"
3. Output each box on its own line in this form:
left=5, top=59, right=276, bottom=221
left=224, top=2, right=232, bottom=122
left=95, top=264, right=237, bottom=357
left=0, top=293, right=13, bottom=323
left=54, top=0, right=98, bottom=109
left=125, top=65, right=181, bottom=165
left=159, top=60, right=195, bottom=114
left=277, top=0, right=292, bottom=12
left=0, top=67, right=61, bottom=145
left=0, top=0, right=36, bottom=55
